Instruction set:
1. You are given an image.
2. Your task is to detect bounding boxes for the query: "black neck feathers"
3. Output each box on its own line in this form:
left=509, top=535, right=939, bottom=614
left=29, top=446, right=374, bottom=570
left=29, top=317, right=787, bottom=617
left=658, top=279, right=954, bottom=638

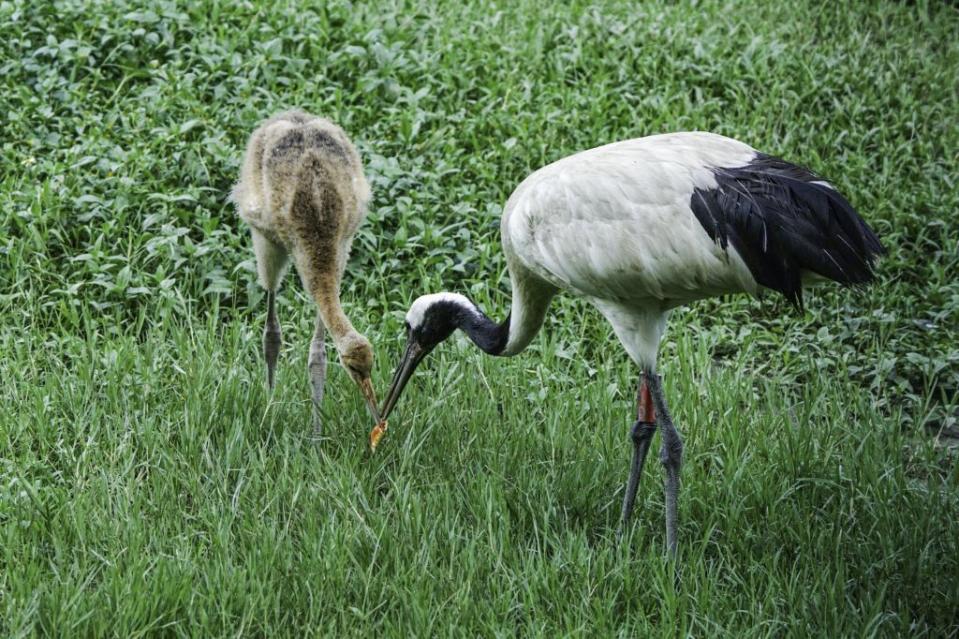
left=457, top=306, right=511, bottom=356
left=413, top=296, right=512, bottom=356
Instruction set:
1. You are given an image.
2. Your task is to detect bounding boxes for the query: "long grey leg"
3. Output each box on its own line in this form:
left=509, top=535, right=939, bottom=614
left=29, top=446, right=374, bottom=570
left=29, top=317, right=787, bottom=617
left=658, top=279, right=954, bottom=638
left=263, top=291, right=281, bottom=390
left=621, top=373, right=657, bottom=530
left=308, top=314, right=327, bottom=438
left=621, top=420, right=657, bottom=526
left=647, top=371, right=683, bottom=557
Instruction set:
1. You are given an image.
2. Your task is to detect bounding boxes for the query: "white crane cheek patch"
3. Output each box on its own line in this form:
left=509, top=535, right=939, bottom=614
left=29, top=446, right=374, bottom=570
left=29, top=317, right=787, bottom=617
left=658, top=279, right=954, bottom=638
left=406, top=292, right=475, bottom=330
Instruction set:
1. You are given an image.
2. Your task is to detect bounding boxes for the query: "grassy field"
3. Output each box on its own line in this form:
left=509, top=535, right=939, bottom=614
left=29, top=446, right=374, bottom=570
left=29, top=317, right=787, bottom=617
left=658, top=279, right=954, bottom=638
left=2, top=0, right=958, bottom=636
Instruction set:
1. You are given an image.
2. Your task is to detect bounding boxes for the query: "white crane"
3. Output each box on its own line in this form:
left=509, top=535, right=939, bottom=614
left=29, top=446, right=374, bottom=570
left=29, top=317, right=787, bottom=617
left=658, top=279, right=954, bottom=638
left=231, top=110, right=380, bottom=436
left=377, top=132, right=884, bottom=555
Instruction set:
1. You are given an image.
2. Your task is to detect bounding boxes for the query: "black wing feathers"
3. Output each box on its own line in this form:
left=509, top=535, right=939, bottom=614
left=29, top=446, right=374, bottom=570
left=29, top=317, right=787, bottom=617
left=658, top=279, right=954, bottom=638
left=689, top=153, right=884, bottom=309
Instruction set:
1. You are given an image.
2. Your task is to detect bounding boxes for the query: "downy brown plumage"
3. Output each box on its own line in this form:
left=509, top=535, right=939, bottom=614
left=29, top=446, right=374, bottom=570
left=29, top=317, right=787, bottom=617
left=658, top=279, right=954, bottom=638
left=231, top=110, right=379, bottom=435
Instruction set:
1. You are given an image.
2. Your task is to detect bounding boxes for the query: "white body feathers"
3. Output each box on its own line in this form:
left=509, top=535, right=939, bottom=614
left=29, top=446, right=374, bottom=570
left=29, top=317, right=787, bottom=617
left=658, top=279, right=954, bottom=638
left=499, top=133, right=760, bottom=365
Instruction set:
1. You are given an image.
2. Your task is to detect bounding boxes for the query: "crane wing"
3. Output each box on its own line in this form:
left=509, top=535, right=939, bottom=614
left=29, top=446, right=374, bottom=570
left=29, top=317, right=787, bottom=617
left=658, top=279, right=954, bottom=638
left=689, top=154, right=884, bottom=309
left=503, top=134, right=883, bottom=309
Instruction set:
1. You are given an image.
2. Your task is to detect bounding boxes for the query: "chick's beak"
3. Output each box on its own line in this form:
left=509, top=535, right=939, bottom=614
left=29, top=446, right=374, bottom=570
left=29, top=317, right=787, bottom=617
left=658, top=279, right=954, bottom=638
left=379, top=340, right=426, bottom=422
left=357, top=375, right=380, bottom=423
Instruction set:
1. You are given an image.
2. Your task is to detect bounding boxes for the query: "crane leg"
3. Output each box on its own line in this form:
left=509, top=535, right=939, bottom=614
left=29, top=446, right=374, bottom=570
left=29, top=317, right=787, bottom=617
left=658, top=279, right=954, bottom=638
left=621, top=373, right=657, bottom=529
left=263, top=290, right=281, bottom=390
left=647, top=370, right=683, bottom=557
left=308, top=314, right=327, bottom=439
left=252, top=229, right=288, bottom=391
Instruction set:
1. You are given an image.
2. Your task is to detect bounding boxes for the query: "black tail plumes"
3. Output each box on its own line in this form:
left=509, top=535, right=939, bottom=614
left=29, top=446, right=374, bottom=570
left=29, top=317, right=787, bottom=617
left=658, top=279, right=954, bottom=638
left=690, top=153, right=884, bottom=309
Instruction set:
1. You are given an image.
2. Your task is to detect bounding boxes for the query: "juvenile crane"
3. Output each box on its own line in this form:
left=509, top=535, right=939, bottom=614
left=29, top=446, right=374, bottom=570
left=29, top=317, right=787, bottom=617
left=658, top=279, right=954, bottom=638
left=231, top=110, right=379, bottom=435
left=378, top=132, right=883, bottom=555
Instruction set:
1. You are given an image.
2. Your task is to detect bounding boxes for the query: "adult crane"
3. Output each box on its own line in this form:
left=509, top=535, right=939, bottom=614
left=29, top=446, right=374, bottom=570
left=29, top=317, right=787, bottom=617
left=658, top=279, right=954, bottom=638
left=378, top=132, right=883, bottom=555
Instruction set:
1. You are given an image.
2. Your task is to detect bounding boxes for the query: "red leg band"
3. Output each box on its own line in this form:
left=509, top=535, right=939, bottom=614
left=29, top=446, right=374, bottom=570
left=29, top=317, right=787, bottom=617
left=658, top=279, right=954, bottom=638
left=637, top=376, right=656, bottom=423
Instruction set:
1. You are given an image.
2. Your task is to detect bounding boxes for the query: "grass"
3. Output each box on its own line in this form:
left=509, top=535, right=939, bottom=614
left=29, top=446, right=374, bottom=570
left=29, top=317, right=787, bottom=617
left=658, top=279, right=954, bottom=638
left=1, top=0, right=958, bottom=635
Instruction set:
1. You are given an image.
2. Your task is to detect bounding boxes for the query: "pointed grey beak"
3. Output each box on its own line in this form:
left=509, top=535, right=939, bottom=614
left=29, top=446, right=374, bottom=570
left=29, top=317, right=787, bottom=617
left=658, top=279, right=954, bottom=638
left=379, top=340, right=427, bottom=421
left=357, top=375, right=381, bottom=423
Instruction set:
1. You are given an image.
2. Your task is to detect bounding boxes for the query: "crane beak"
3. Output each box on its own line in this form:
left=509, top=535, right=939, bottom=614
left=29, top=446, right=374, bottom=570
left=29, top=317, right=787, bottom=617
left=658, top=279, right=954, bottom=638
left=357, top=375, right=381, bottom=423
left=379, top=340, right=427, bottom=421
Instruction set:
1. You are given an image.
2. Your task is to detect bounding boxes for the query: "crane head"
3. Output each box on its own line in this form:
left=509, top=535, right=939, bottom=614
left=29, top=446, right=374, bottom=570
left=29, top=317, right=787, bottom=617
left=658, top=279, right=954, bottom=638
left=379, top=293, right=473, bottom=421
left=338, top=333, right=380, bottom=423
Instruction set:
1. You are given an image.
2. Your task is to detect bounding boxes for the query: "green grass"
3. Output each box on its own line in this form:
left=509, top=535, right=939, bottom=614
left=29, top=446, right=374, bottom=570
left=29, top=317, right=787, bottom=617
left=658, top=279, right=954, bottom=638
left=2, top=0, right=958, bottom=636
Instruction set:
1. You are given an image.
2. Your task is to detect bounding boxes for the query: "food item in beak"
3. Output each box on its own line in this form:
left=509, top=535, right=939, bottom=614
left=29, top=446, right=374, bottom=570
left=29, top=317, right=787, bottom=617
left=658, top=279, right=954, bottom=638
left=369, top=419, right=388, bottom=452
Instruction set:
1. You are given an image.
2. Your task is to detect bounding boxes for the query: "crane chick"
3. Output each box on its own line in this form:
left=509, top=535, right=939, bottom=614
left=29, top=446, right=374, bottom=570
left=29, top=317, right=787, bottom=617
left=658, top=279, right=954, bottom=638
left=231, top=110, right=379, bottom=436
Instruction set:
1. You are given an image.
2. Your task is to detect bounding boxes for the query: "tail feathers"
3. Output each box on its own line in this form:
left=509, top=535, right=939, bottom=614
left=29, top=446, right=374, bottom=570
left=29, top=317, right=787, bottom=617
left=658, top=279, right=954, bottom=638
left=690, top=153, right=884, bottom=309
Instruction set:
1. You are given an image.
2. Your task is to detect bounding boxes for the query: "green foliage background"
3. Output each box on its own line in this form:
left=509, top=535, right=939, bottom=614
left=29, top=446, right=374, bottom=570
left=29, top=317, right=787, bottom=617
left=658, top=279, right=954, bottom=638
left=1, top=0, right=957, bottom=636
